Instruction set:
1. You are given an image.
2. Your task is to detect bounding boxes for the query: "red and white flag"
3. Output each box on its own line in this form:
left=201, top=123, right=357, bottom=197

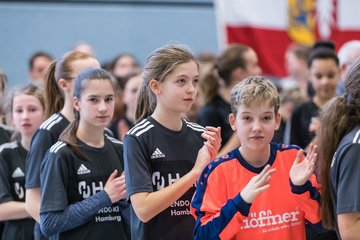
left=214, top=0, right=360, bottom=77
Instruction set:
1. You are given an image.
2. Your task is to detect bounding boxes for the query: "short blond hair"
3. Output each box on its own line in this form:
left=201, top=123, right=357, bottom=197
left=230, top=76, right=280, bottom=115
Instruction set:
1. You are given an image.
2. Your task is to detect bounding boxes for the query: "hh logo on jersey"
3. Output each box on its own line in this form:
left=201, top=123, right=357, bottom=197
left=12, top=167, right=25, bottom=178
left=151, top=148, right=165, bottom=159
left=77, top=164, right=91, bottom=175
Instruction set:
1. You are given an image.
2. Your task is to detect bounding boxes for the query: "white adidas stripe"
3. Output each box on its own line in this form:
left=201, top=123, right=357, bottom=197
left=40, top=114, right=58, bottom=129
left=105, top=134, right=123, bottom=145
left=45, top=116, right=63, bottom=130
left=185, top=120, right=206, bottom=132
left=50, top=141, right=66, bottom=153
left=128, top=119, right=149, bottom=135
left=353, top=129, right=360, bottom=144
left=135, top=125, right=154, bottom=137
left=0, top=141, right=17, bottom=153
left=187, top=124, right=205, bottom=132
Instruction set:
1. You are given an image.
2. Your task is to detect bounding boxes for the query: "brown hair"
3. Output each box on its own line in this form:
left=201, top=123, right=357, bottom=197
left=44, top=51, right=95, bottom=118
left=135, top=44, right=198, bottom=123
left=216, top=44, right=250, bottom=85
left=199, top=64, right=219, bottom=105
left=200, top=44, right=251, bottom=104
left=316, top=59, right=360, bottom=228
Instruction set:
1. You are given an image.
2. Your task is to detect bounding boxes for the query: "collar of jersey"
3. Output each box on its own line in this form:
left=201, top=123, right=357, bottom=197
left=233, top=142, right=277, bottom=174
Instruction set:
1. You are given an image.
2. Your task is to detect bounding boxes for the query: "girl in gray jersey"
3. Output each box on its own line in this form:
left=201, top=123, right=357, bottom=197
left=0, top=84, right=45, bottom=239
left=124, top=44, right=221, bottom=240
left=40, top=68, right=129, bottom=239
left=25, top=51, right=100, bottom=240
left=317, top=59, right=360, bottom=239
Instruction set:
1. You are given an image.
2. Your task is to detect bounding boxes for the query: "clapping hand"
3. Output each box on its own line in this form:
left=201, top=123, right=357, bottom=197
left=201, top=126, right=221, bottom=160
left=290, top=144, right=317, bottom=186
left=240, top=165, right=276, bottom=203
left=192, top=127, right=221, bottom=177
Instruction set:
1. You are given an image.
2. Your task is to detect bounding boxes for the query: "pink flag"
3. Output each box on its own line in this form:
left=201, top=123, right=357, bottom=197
left=215, top=0, right=360, bottom=77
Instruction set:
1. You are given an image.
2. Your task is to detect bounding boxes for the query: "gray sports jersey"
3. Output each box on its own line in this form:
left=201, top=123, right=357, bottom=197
left=124, top=117, right=205, bottom=240
left=0, top=141, right=35, bottom=240
left=40, top=135, right=129, bottom=240
left=330, top=125, right=360, bottom=237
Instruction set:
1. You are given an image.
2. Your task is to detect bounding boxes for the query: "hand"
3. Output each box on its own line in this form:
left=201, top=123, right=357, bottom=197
left=201, top=126, right=221, bottom=159
left=104, top=170, right=127, bottom=203
left=290, top=144, right=317, bottom=186
left=240, top=165, right=276, bottom=203
left=192, top=145, right=213, bottom=178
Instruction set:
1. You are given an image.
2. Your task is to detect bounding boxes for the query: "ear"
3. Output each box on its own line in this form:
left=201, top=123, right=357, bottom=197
left=274, top=112, right=281, bottom=130
left=73, top=96, right=80, bottom=111
left=58, top=78, right=70, bottom=91
left=149, top=79, right=161, bottom=95
left=229, top=113, right=237, bottom=131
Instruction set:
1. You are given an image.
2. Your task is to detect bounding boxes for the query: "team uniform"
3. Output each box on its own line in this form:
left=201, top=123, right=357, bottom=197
left=330, top=125, right=360, bottom=238
left=26, top=113, right=70, bottom=190
left=0, top=124, right=12, bottom=145
left=0, top=125, right=14, bottom=239
left=0, top=141, right=35, bottom=240
left=25, top=113, right=70, bottom=240
left=124, top=117, right=205, bottom=240
left=40, top=135, right=129, bottom=240
left=191, top=143, right=321, bottom=240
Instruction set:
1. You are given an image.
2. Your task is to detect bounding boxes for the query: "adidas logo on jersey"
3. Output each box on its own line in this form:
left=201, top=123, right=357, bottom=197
left=12, top=167, right=25, bottom=178
left=77, top=164, right=91, bottom=175
left=151, top=148, right=165, bottom=159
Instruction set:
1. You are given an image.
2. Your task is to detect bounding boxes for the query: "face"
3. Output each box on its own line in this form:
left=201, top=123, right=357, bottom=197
left=12, top=94, right=45, bottom=137
left=74, top=79, right=115, bottom=129
left=64, top=58, right=100, bottom=97
left=113, top=55, right=138, bottom=78
left=123, top=74, right=141, bottom=111
left=230, top=103, right=280, bottom=152
left=285, top=52, right=307, bottom=77
left=243, top=49, right=262, bottom=77
left=309, top=59, right=340, bottom=101
left=154, top=61, right=199, bottom=115
left=29, top=56, right=52, bottom=81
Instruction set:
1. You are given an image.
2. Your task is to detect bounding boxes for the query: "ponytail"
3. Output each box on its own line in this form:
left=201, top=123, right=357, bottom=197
left=199, top=63, right=219, bottom=105
left=44, top=61, right=64, bottom=118
left=134, top=82, right=156, bottom=123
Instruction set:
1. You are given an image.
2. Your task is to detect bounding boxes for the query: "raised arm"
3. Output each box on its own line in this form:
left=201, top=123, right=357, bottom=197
left=128, top=127, right=221, bottom=223
left=289, top=144, right=321, bottom=224
left=192, top=164, right=276, bottom=240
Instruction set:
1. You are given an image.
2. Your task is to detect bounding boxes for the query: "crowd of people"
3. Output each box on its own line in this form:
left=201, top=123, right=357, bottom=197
left=0, top=39, right=359, bottom=240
